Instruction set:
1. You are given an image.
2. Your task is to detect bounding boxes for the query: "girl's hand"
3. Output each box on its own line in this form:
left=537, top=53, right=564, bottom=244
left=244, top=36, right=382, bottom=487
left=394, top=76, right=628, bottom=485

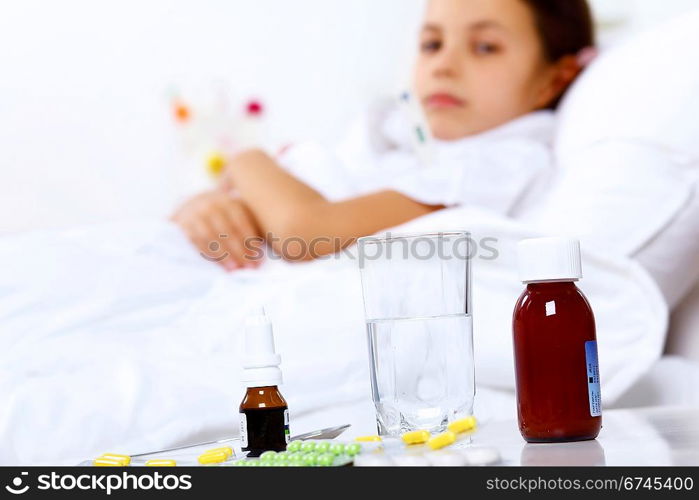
left=171, top=190, right=264, bottom=271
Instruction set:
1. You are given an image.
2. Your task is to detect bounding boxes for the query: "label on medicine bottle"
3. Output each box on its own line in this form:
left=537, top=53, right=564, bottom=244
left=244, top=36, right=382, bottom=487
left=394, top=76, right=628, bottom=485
left=239, top=413, right=248, bottom=448
left=284, top=409, right=290, bottom=444
left=585, top=341, right=602, bottom=417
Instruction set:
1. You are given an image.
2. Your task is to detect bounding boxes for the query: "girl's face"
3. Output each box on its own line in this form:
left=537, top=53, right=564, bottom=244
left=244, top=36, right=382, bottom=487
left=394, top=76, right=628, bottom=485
left=414, top=0, right=570, bottom=140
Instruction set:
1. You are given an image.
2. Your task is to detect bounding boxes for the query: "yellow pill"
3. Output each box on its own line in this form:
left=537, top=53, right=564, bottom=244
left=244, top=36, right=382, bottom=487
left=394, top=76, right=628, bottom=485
left=93, top=458, right=125, bottom=467
left=204, top=446, right=233, bottom=458
left=99, top=453, right=131, bottom=466
left=401, top=430, right=431, bottom=445
left=145, top=459, right=177, bottom=467
left=427, top=431, right=457, bottom=450
left=206, top=152, right=227, bottom=178
left=198, top=450, right=228, bottom=465
left=447, top=416, right=478, bottom=435
left=355, top=435, right=383, bottom=442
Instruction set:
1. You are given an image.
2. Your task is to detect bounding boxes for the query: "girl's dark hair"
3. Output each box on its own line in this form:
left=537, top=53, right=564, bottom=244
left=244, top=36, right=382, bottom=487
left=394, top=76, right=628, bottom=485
left=521, top=0, right=596, bottom=107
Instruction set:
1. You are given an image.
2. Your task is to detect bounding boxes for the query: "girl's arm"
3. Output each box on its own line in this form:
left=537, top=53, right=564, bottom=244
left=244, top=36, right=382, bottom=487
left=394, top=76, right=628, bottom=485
left=226, top=149, right=442, bottom=260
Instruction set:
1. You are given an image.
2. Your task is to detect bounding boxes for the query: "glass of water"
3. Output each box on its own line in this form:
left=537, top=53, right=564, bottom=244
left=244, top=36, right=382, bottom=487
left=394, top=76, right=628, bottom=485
left=357, top=231, right=474, bottom=436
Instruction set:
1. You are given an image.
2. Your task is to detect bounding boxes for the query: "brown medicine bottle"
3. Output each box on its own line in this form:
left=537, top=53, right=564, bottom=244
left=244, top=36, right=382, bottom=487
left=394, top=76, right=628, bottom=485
left=513, top=238, right=602, bottom=443
left=239, top=309, right=290, bottom=457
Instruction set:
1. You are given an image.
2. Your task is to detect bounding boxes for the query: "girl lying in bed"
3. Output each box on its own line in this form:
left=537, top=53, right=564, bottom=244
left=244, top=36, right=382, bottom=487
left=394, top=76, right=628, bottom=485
left=172, top=0, right=595, bottom=269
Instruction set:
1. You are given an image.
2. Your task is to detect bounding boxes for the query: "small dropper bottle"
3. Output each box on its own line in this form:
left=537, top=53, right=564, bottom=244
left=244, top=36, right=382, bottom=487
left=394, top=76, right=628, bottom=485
left=239, top=308, right=290, bottom=457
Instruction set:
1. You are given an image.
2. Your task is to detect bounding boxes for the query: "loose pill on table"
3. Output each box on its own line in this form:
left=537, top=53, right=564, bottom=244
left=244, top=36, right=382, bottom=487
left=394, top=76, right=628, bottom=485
left=447, top=416, right=478, bottom=435
left=355, top=435, right=383, bottom=443
left=402, top=430, right=431, bottom=445
left=204, top=447, right=233, bottom=458
left=260, top=451, right=278, bottom=462
left=392, top=454, right=432, bottom=467
left=198, top=450, right=228, bottom=465
left=93, top=458, right=126, bottom=467
left=427, top=431, right=457, bottom=450
left=461, top=447, right=501, bottom=466
left=353, top=454, right=394, bottom=467
left=427, top=450, right=468, bottom=467
left=99, top=453, right=131, bottom=466
left=145, top=459, right=177, bottom=467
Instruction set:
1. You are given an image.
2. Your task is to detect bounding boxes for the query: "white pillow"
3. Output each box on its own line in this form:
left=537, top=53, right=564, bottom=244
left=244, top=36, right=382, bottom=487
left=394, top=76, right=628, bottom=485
left=556, top=9, right=699, bottom=159
left=536, top=10, right=699, bottom=309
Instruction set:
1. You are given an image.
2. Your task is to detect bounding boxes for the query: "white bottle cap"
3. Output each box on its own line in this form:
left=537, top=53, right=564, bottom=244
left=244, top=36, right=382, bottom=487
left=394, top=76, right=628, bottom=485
left=517, top=237, right=583, bottom=284
left=241, top=307, right=283, bottom=388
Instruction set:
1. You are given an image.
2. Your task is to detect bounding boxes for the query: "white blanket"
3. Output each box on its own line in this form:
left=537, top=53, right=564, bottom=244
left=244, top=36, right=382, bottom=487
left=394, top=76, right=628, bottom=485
left=0, top=207, right=667, bottom=464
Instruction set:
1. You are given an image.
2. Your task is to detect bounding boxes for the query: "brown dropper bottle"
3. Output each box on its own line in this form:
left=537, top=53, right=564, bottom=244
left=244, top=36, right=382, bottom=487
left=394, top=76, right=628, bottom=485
left=513, top=238, right=602, bottom=443
left=239, top=308, right=290, bottom=457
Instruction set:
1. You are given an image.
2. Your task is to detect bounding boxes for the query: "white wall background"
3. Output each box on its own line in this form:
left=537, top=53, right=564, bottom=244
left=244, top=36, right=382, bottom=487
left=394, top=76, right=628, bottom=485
left=0, top=0, right=697, bottom=233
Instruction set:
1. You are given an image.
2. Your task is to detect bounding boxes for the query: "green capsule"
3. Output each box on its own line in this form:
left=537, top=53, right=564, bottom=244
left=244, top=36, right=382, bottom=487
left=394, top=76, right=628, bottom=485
left=289, top=455, right=305, bottom=467
left=260, top=451, right=278, bottom=462
left=274, top=451, right=290, bottom=463
left=302, top=452, right=319, bottom=466
left=286, top=440, right=303, bottom=453
left=329, top=443, right=346, bottom=455
left=300, top=441, right=316, bottom=453
left=314, top=442, right=331, bottom=454
left=345, top=443, right=362, bottom=456
left=316, top=453, right=335, bottom=467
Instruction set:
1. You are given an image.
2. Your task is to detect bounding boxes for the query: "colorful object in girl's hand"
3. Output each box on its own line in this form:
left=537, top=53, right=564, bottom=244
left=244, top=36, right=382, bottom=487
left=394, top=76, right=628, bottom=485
left=246, top=100, right=264, bottom=117
left=173, top=100, right=191, bottom=123
left=206, top=152, right=227, bottom=178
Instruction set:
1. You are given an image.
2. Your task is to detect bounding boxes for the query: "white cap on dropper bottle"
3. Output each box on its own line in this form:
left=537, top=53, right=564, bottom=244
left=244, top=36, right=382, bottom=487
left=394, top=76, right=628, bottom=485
left=517, top=237, right=583, bottom=284
left=241, top=307, right=283, bottom=388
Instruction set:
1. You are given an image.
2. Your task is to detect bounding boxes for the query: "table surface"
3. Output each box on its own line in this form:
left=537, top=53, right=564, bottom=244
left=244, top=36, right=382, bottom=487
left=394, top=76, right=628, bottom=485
left=470, top=406, right=699, bottom=466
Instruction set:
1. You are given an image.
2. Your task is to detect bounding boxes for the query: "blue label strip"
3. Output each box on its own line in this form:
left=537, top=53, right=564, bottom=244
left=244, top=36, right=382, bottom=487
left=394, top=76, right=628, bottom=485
left=585, top=341, right=602, bottom=417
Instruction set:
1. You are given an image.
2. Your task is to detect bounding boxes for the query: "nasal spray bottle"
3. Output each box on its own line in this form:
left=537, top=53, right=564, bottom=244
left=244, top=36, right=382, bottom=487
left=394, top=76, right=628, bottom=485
left=239, top=308, right=290, bottom=457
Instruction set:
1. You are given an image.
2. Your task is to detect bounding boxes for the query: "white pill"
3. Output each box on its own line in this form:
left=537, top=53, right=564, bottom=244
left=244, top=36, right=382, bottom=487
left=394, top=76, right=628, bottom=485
left=353, top=454, right=394, bottom=467
left=391, top=454, right=431, bottom=467
left=427, top=450, right=469, bottom=467
left=461, top=447, right=501, bottom=466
